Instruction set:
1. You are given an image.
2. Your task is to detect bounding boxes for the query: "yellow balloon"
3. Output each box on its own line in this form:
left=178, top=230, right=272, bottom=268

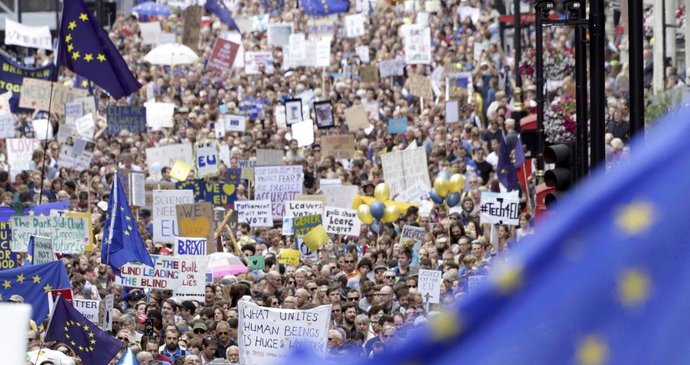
left=449, top=174, right=465, bottom=193
left=382, top=204, right=401, bottom=223
left=357, top=204, right=375, bottom=225
left=433, top=176, right=450, bottom=197
left=374, top=183, right=390, bottom=202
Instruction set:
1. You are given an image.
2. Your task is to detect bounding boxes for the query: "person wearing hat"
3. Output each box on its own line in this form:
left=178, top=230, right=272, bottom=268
left=361, top=181, right=375, bottom=197
left=8, top=295, right=38, bottom=331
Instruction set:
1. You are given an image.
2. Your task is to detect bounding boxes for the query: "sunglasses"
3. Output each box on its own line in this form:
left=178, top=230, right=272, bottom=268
left=117, top=337, right=129, bottom=341
left=194, top=329, right=206, bottom=334
left=347, top=297, right=359, bottom=301
left=384, top=276, right=395, bottom=279
left=217, top=332, right=229, bottom=335
left=344, top=260, right=355, bottom=263
left=332, top=309, right=342, bottom=313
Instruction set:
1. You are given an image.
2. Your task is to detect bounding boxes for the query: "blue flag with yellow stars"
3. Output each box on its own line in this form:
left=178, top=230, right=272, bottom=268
left=299, top=0, right=349, bottom=16
left=58, top=0, right=141, bottom=99
left=276, top=102, right=690, bottom=362
left=0, top=261, right=70, bottom=326
left=496, top=132, right=519, bottom=191
left=101, top=173, right=154, bottom=275
left=204, top=0, right=240, bottom=31
left=45, top=296, right=122, bottom=365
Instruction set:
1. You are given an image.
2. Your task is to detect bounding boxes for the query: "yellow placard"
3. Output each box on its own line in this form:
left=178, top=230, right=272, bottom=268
left=303, top=225, right=329, bottom=251
left=170, top=160, right=193, bottom=181
left=66, top=212, right=94, bottom=251
left=278, top=248, right=300, bottom=266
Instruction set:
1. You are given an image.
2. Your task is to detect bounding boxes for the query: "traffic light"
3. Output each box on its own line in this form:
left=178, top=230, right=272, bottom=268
left=543, top=142, right=576, bottom=206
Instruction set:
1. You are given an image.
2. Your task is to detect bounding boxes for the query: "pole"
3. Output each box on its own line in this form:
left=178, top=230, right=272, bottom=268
left=662, top=0, right=667, bottom=83
left=589, top=0, right=606, bottom=168
left=575, top=4, right=589, bottom=179
left=534, top=2, right=546, bottom=180
left=514, top=0, right=522, bottom=91
left=628, top=0, right=644, bottom=137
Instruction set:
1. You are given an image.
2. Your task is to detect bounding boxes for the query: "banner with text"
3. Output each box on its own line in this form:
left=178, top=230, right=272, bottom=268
left=254, top=166, right=304, bottom=219
left=479, top=191, right=520, bottom=225
left=11, top=216, right=89, bottom=253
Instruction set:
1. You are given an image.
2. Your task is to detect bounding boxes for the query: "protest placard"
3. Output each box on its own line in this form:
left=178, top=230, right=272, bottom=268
left=247, top=255, right=265, bottom=271
left=379, top=58, right=404, bottom=77
left=291, top=119, right=314, bottom=147
left=120, top=255, right=181, bottom=290
left=139, top=21, right=161, bottom=45
left=102, top=294, right=114, bottom=331
left=174, top=255, right=207, bottom=300
left=344, top=14, right=365, bottom=37
left=324, top=207, right=360, bottom=236
left=256, top=149, right=284, bottom=166
left=181, top=5, right=202, bottom=52
left=157, top=32, right=176, bottom=45
left=65, top=101, right=84, bottom=121
left=287, top=33, right=306, bottom=65
left=285, top=201, right=323, bottom=218
left=238, top=300, right=331, bottom=365
left=170, top=160, right=193, bottom=181
left=145, top=102, right=175, bottom=130
left=380, top=148, right=431, bottom=197
left=388, top=118, right=407, bottom=134
left=278, top=249, right=300, bottom=266
left=446, top=100, right=460, bottom=123
left=176, top=203, right=215, bottom=253
left=236, top=200, right=273, bottom=227
left=320, top=179, right=341, bottom=188
left=321, top=185, right=359, bottom=209
left=254, top=166, right=304, bottom=219
left=479, top=191, right=520, bottom=225
left=0, top=92, right=11, bottom=115
left=73, top=299, right=100, bottom=323
left=360, top=65, right=379, bottom=84
left=292, top=214, right=322, bottom=237
left=195, top=141, right=220, bottom=178
left=0, top=114, right=14, bottom=138
left=66, top=212, right=94, bottom=251
left=400, top=225, right=425, bottom=251
left=408, top=73, right=434, bottom=100
left=307, top=18, right=335, bottom=37
left=30, top=236, right=54, bottom=265
left=267, top=23, right=294, bottom=47
left=320, top=135, right=356, bottom=160
left=304, top=39, right=331, bottom=68
left=31, top=118, right=52, bottom=140
left=458, top=5, right=480, bottom=23
left=403, top=25, right=431, bottom=64
left=153, top=190, right=195, bottom=244
left=145, top=143, right=194, bottom=179
left=344, top=106, right=369, bottom=130
left=19, top=78, right=88, bottom=115
left=395, top=180, right=429, bottom=203
left=4, top=19, right=52, bottom=50
left=244, top=52, right=275, bottom=75
left=11, top=216, right=89, bottom=254
left=225, top=114, right=246, bottom=132
left=417, top=269, right=441, bottom=303
left=0, top=222, right=18, bottom=270
left=207, top=38, right=240, bottom=73
left=106, top=105, right=147, bottom=135
left=75, top=113, right=95, bottom=139
left=175, top=237, right=207, bottom=256
left=356, top=46, right=370, bottom=63
left=7, top=138, right=40, bottom=178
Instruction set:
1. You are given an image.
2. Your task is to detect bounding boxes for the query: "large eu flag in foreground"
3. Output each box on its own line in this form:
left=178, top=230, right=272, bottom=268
left=280, top=101, right=690, bottom=364
left=58, top=0, right=141, bottom=99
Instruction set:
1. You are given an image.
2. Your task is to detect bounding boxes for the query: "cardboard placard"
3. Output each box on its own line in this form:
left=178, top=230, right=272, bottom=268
left=176, top=202, right=215, bottom=253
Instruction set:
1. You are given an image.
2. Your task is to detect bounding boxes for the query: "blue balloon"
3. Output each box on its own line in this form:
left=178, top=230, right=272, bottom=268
left=447, top=192, right=461, bottom=207
left=429, top=189, right=445, bottom=204
left=370, top=222, right=384, bottom=234
left=370, top=201, right=386, bottom=220
left=438, top=171, right=451, bottom=180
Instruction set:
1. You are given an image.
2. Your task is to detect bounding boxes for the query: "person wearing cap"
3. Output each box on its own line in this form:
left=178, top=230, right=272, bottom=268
left=8, top=295, right=38, bottom=331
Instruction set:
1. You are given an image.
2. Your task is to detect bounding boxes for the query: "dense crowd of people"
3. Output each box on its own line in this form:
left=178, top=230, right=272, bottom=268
left=0, top=0, right=655, bottom=364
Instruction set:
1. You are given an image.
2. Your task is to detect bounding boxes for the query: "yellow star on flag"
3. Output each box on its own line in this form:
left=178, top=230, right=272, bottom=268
left=28, top=210, right=35, bottom=216
left=429, top=311, right=462, bottom=340
left=65, top=34, right=72, bottom=42
left=43, top=284, right=52, bottom=293
left=72, top=51, right=80, bottom=60
left=97, top=54, right=106, bottom=62
left=75, top=322, right=81, bottom=327
left=67, top=44, right=74, bottom=52
left=88, top=332, right=94, bottom=338
left=124, top=231, right=130, bottom=236
left=618, top=268, right=651, bottom=307
left=79, top=13, right=88, bottom=21
left=33, top=275, right=41, bottom=283
left=492, top=261, right=524, bottom=295
left=70, top=341, right=76, bottom=346
left=3, top=280, right=11, bottom=289
left=83, top=324, right=89, bottom=331
left=125, top=215, right=131, bottom=221
left=577, top=335, right=608, bottom=365
left=68, top=21, right=77, bottom=30
left=16, top=273, right=24, bottom=283
left=90, top=338, right=96, bottom=344
left=615, top=201, right=654, bottom=235
left=78, top=346, right=84, bottom=351
left=84, top=53, right=93, bottom=62
left=81, top=80, right=88, bottom=87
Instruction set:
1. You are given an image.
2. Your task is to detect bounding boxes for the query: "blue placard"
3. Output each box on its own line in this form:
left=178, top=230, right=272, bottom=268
left=388, top=118, right=408, bottom=135
left=106, top=105, right=147, bottom=135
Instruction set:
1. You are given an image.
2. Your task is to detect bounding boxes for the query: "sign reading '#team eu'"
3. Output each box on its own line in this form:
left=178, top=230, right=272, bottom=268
left=106, top=105, right=147, bottom=135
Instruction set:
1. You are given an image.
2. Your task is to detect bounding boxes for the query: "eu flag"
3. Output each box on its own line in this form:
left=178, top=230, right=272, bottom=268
left=204, top=0, right=240, bottom=31
left=299, top=0, right=349, bottom=16
left=0, top=261, right=70, bottom=325
left=496, top=132, right=518, bottom=191
left=45, top=296, right=122, bottom=365
left=101, top=174, right=154, bottom=275
left=276, top=104, right=690, bottom=361
left=58, top=0, right=141, bottom=99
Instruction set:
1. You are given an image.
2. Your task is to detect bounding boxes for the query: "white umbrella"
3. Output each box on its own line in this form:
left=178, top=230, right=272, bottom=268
left=27, top=349, right=76, bottom=365
left=143, top=43, right=199, bottom=66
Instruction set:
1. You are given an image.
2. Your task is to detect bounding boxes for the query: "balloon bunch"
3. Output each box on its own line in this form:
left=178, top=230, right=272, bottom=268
left=428, top=171, right=465, bottom=207
left=357, top=183, right=401, bottom=234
